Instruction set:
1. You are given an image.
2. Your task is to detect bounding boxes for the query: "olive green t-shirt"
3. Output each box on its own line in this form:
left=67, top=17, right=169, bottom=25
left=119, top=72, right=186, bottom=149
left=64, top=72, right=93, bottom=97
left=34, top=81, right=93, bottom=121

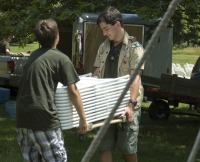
left=16, top=48, right=79, bottom=131
left=0, top=40, right=10, bottom=54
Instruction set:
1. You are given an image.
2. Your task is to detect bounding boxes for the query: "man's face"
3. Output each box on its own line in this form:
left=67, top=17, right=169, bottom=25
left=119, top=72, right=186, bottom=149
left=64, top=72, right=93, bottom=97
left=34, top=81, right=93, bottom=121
left=7, top=38, right=11, bottom=42
left=99, top=22, right=118, bottom=41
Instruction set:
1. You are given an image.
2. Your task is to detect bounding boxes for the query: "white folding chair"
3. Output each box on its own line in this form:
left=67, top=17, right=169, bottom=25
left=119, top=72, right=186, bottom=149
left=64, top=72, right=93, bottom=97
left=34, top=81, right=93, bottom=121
left=174, top=69, right=187, bottom=78
left=176, top=63, right=181, bottom=67
left=189, top=64, right=194, bottom=68
left=184, top=64, right=189, bottom=69
left=172, top=69, right=175, bottom=75
left=185, top=67, right=193, bottom=78
left=172, top=63, right=176, bottom=68
left=186, top=71, right=192, bottom=78
left=174, top=66, right=184, bottom=71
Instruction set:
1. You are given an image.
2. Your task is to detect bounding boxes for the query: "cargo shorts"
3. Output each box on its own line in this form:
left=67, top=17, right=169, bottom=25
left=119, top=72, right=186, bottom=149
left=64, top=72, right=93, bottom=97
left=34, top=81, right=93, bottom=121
left=97, top=108, right=141, bottom=154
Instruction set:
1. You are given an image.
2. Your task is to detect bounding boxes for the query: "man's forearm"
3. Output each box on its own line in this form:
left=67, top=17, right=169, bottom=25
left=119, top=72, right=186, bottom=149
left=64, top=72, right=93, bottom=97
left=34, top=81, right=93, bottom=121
left=130, top=74, right=140, bottom=101
left=6, top=49, right=10, bottom=54
left=92, top=67, right=100, bottom=77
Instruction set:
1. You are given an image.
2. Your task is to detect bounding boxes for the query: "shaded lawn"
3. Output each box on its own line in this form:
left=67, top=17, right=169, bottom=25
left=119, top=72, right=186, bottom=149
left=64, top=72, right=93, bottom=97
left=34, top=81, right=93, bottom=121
left=1, top=101, right=200, bottom=162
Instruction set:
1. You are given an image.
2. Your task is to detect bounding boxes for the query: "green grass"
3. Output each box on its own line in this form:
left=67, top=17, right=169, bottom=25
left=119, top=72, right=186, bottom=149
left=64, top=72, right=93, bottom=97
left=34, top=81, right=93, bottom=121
left=10, top=42, right=39, bottom=54
left=1, top=102, right=200, bottom=162
left=172, top=47, right=200, bottom=67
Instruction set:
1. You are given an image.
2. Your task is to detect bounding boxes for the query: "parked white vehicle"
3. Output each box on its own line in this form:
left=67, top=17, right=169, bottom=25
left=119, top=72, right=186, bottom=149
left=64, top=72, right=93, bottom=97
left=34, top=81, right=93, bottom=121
left=0, top=54, right=29, bottom=88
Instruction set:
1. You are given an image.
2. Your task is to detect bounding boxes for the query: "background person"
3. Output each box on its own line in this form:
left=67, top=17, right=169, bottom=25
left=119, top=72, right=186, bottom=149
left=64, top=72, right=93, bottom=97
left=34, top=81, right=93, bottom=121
left=0, top=37, right=11, bottom=54
left=16, top=19, right=87, bottom=161
left=92, top=7, right=145, bottom=162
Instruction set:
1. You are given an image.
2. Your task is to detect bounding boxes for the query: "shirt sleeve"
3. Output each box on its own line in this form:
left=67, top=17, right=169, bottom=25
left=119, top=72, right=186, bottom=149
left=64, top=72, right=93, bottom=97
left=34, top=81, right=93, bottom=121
left=94, top=44, right=104, bottom=68
left=5, top=42, right=10, bottom=50
left=130, top=46, right=145, bottom=70
left=59, top=60, right=80, bottom=86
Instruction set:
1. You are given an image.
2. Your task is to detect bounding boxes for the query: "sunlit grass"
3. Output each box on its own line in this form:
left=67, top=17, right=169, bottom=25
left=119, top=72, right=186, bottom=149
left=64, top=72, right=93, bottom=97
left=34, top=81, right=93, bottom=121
left=172, top=47, right=200, bottom=67
left=10, top=42, right=39, bottom=54
left=173, top=54, right=199, bottom=67
left=173, top=47, right=200, bottom=55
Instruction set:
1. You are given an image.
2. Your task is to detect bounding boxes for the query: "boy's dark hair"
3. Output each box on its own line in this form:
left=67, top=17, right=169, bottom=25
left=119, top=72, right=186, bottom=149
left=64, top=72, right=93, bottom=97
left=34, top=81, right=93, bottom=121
left=97, top=6, right=123, bottom=27
left=34, top=19, right=59, bottom=48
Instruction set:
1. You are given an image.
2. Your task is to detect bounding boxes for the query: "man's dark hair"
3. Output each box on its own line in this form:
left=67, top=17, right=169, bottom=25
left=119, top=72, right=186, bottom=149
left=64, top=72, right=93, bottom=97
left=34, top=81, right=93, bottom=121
left=34, top=19, right=59, bottom=48
left=97, top=6, right=123, bottom=27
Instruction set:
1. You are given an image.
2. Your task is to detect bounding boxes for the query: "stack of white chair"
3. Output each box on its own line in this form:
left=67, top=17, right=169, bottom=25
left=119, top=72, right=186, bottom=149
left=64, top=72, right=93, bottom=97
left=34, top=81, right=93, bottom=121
left=183, top=63, right=194, bottom=78
left=183, top=63, right=189, bottom=69
left=189, top=64, right=194, bottom=68
left=174, top=68, right=188, bottom=78
left=171, top=68, right=176, bottom=75
left=172, top=63, right=176, bottom=69
left=55, top=75, right=130, bottom=130
left=184, top=67, right=193, bottom=78
left=171, top=63, right=176, bottom=75
left=172, top=63, right=191, bottom=79
left=175, top=63, right=181, bottom=68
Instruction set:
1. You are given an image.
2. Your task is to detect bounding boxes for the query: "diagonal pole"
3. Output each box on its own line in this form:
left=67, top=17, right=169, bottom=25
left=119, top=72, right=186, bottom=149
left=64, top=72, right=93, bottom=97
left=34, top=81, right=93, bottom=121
left=187, top=129, right=200, bottom=162
left=81, top=0, right=181, bottom=161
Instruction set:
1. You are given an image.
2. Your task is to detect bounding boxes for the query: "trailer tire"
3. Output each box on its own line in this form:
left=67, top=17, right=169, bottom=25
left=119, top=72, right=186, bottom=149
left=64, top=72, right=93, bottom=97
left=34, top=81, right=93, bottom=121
left=148, top=100, right=170, bottom=120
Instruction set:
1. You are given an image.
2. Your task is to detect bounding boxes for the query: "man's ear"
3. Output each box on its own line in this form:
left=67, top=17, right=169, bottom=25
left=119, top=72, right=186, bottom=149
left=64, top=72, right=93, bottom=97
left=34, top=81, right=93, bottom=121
left=55, top=34, right=59, bottom=44
left=116, top=21, right=121, bottom=27
left=56, top=34, right=59, bottom=40
left=53, top=34, right=59, bottom=47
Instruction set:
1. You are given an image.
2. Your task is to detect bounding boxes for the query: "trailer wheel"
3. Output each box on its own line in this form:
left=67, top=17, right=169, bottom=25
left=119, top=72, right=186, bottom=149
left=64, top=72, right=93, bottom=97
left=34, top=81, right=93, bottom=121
left=148, top=100, right=170, bottom=120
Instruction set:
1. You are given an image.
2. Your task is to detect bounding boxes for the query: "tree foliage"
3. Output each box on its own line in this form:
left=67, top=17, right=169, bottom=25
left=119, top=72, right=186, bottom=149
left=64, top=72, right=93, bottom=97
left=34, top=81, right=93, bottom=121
left=0, top=0, right=199, bottom=46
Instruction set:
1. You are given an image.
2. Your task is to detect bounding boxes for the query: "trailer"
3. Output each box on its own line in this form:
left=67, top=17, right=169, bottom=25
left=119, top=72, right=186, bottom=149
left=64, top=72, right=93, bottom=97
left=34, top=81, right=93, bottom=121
left=141, top=74, right=200, bottom=120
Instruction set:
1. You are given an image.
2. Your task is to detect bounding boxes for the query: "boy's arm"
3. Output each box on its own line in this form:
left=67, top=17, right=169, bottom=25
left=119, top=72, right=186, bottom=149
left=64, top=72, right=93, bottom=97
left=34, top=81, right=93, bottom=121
left=67, top=83, right=87, bottom=134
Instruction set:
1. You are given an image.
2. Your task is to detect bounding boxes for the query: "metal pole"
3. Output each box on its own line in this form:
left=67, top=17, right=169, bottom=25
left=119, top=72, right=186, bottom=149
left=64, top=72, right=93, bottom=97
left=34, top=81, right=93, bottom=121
left=187, top=130, right=200, bottom=162
left=81, top=0, right=181, bottom=161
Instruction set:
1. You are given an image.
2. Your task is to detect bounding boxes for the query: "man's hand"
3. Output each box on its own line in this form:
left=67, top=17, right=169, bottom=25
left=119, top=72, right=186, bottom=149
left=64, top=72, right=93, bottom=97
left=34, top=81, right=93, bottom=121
left=120, top=104, right=134, bottom=122
left=78, top=117, right=87, bottom=134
